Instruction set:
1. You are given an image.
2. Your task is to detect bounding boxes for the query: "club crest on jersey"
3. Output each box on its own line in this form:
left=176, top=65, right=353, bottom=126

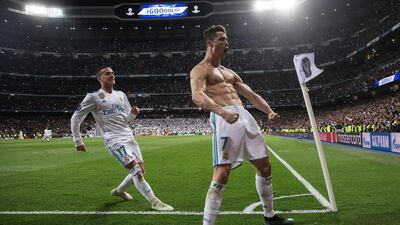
left=98, top=92, right=105, bottom=99
left=223, top=152, right=229, bottom=160
left=124, top=156, right=130, bottom=164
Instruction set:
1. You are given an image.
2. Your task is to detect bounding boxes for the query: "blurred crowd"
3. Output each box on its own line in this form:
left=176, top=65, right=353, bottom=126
left=0, top=0, right=399, bottom=76
left=0, top=116, right=211, bottom=139
left=131, top=118, right=211, bottom=135
left=1, top=91, right=399, bottom=139
left=0, top=35, right=398, bottom=76
left=1, top=56, right=398, bottom=111
left=266, top=92, right=400, bottom=133
left=0, top=0, right=398, bottom=55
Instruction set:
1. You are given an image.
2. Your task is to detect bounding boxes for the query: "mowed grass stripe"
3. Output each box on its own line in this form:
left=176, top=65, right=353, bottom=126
left=1, top=135, right=399, bottom=225
left=0, top=136, right=317, bottom=212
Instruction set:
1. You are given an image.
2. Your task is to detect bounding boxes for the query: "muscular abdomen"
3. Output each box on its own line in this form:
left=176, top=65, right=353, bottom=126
left=206, top=82, right=242, bottom=106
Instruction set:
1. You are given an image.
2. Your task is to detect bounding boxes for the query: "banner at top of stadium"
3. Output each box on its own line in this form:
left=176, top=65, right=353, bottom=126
left=138, top=4, right=188, bottom=18
left=114, top=2, right=213, bottom=20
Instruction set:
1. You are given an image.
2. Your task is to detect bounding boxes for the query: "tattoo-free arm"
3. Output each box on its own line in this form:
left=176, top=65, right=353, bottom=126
left=232, top=72, right=274, bottom=115
left=190, top=65, right=226, bottom=117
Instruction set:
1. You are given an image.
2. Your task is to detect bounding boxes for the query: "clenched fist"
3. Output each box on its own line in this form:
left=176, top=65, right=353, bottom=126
left=222, top=110, right=239, bottom=124
left=268, top=112, right=280, bottom=123
left=131, top=106, right=140, bottom=115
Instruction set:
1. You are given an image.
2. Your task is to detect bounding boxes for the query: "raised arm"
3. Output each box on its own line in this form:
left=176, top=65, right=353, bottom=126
left=71, top=93, right=96, bottom=151
left=232, top=72, right=279, bottom=122
left=190, top=65, right=238, bottom=124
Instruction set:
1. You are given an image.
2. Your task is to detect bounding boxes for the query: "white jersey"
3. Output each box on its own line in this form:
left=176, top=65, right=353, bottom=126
left=71, top=89, right=136, bottom=147
left=44, top=129, right=52, bottom=136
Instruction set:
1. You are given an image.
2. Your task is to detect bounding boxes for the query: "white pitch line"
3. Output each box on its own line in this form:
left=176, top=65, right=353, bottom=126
left=243, top=193, right=312, bottom=213
left=268, top=147, right=331, bottom=209
left=0, top=209, right=331, bottom=215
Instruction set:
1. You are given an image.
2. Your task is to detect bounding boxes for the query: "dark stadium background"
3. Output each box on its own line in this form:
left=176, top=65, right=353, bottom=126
left=1, top=0, right=398, bottom=138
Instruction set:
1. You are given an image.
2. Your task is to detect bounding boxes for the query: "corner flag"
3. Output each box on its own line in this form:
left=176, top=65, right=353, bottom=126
left=293, top=52, right=337, bottom=212
left=293, top=53, right=323, bottom=84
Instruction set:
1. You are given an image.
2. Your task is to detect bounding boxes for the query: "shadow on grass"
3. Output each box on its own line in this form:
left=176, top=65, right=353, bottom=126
left=82, top=201, right=126, bottom=224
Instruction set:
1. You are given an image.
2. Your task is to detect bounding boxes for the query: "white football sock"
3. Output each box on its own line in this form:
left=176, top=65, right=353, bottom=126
left=130, top=165, right=157, bottom=204
left=116, top=174, right=133, bottom=193
left=255, top=175, right=275, bottom=218
left=203, top=181, right=225, bottom=225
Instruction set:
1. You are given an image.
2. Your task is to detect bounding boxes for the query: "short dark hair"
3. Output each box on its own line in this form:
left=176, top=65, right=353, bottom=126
left=96, top=65, right=110, bottom=78
left=203, top=25, right=226, bottom=44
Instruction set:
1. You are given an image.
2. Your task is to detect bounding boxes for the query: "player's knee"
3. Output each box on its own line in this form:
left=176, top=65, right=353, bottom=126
left=128, top=162, right=147, bottom=183
left=128, top=162, right=142, bottom=176
left=213, top=169, right=230, bottom=184
left=213, top=164, right=231, bottom=184
left=138, top=162, right=145, bottom=174
left=257, top=159, right=271, bottom=177
left=125, top=160, right=137, bottom=170
left=260, top=165, right=271, bottom=177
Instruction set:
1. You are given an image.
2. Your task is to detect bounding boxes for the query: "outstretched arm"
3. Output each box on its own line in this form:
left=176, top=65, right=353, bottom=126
left=232, top=72, right=279, bottom=122
left=190, top=65, right=239, bottom=124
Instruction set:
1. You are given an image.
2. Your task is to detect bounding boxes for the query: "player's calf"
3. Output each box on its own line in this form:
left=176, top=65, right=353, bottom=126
left=129, top=164, right=174, bottom=211
left=203, top=180, right=225, bottom=225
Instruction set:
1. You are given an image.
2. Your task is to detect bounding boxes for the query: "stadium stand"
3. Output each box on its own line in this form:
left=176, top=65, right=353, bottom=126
left=0, top=0, right=399, bottom=138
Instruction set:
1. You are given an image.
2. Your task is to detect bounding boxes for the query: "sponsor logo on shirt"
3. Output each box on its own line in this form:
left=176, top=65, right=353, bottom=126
left=103, top=104, right=124, bottom=115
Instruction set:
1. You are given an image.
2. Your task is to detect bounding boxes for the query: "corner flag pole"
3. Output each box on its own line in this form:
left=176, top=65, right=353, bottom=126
left=299, top=83, right=337, bottom=212
left=293, top=53, right=337, bottom=212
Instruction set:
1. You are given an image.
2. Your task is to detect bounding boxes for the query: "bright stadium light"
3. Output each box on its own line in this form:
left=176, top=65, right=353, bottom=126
left=25, top=4, right=63, bottom=17
left=273, top=0, right=297, bottom=10
left=254, top=1, right=274, bottom=11
left=254, top=0, right=303, bottom=12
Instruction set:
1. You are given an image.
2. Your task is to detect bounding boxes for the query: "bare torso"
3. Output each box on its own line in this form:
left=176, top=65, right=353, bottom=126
left=201, top=63, right=243, bottom=106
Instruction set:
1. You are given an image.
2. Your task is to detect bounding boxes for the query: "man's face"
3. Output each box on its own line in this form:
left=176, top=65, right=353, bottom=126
left=209, top=31, right=229, bottom=58
left=98, top=67, right=115, bottom=86
left=302, top=58, right=312, bottom=78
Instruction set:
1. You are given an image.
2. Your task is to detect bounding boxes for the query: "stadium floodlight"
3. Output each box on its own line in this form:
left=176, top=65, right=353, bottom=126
left=272, top=0, right=297, bottom=10
left=25, top=4, right=63, bottom=17
left=254, top=0, right=302, bottom=12
left=253, top=1, right=274, bottom=11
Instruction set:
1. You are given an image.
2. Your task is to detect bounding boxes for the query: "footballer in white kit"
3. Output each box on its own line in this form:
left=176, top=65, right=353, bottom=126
left=71, top=89, right=142, bottom=165
left=42, top=128, right=52, bottom=141
left=70, top=66, right=173, bottom=211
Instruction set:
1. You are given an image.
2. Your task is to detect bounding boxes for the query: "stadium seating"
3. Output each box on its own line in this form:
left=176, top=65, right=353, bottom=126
left=0, top=0, right=399, bottom=137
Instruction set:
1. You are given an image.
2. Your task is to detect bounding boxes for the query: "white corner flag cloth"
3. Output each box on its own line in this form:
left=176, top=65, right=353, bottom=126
left=293, top=53, right=323, bottom=84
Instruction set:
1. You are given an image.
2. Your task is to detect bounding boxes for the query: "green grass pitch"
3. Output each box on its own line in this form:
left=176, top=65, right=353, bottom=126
left=0, top=135, right=399, bottom=225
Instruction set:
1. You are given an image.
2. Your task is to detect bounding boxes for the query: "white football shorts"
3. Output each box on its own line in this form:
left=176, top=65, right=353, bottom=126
left=105, top=137, right=143, bottom=167
left=209, top=105, right=269, bottom=169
